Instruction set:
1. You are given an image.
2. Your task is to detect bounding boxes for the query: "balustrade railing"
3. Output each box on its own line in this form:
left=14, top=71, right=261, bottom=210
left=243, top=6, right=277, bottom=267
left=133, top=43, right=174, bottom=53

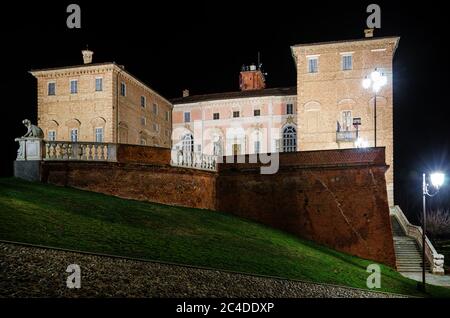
left=171, top=150, right=217, bottom=171
left=336, top=130, right=358, bottom=142
left=44, top=141, right=117, bottom=162
left=390, top=205, right=445, bottom=274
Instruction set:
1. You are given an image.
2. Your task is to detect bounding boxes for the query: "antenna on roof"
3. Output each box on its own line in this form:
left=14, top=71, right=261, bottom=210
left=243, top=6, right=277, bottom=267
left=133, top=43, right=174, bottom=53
left=257, top=51, right=261, bottom=69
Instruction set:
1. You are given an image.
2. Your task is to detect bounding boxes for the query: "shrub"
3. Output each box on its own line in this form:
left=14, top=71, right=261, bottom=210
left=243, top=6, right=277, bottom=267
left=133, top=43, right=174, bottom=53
left=420, top=209, right=450, bottom=238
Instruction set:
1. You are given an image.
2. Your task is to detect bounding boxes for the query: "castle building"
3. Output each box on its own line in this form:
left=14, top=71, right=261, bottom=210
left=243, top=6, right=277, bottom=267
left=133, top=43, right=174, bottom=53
left=172, top=33, right=399, bottom=205
left=30, top=50, right=173, bottom=147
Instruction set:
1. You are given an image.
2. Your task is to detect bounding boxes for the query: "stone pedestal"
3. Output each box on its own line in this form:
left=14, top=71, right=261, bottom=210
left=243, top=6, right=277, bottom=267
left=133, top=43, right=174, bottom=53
left=15, top=137, right=44, bottom=161
left=14, top=137, right=44, bottom=182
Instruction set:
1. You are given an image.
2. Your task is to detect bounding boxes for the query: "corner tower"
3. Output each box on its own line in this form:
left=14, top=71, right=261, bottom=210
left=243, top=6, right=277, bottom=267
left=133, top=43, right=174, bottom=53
left=291, top=34, right=400, bottom=206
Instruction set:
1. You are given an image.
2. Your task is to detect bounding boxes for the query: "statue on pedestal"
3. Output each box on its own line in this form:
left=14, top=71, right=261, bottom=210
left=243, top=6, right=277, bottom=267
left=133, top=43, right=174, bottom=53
left=21, top=119, right=44, bottom=138
left=15, top=119, right=45, bottom=161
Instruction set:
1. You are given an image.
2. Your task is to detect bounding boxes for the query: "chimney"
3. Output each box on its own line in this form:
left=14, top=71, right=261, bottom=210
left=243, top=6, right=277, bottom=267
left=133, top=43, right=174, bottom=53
left=182, top=89, right=190, bottom=97
left=82, top=49, right=94, bottom=64
left=364, top=28, right=374, bottom=38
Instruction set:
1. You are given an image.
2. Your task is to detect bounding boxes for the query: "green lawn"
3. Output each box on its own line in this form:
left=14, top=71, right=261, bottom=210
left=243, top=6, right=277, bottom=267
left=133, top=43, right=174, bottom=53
left=0, top=177, right=449, bottom=298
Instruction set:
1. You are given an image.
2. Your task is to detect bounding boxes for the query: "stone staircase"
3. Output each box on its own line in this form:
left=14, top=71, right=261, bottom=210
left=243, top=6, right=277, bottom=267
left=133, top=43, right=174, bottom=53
left=391, top=216, right=429, bottom=273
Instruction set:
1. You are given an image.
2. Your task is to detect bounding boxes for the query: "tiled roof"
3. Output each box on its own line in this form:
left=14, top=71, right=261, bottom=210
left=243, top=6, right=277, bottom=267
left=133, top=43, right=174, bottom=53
left=171, top=87, right=297, bottom=104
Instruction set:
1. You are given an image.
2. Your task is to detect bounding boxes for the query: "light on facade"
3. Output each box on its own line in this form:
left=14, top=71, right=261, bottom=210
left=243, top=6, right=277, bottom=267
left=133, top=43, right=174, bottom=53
left=362, top=77, right=371, bottom=89
left=355, top=137, right=369, bottom=148
left=362, top=69, right=387, bottom=93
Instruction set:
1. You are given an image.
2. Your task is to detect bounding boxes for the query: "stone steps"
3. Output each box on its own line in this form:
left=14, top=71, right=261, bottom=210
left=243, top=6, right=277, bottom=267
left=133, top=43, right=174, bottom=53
left=391, top=216, right=429, bottom=273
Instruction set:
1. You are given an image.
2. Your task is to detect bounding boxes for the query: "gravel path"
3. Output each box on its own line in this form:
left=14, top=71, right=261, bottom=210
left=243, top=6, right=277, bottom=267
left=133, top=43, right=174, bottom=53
left=0, top=242, right=406, bottom=298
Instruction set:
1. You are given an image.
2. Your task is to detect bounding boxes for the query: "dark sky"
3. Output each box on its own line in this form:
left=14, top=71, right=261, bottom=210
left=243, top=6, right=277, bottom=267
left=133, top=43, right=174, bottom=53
left=1, top=1, right=449, bottom=220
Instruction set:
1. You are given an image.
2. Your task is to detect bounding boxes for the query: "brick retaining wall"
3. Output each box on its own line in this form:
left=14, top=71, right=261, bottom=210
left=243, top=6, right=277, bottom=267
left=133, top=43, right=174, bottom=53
left=36, top=147, right=395, bottom=267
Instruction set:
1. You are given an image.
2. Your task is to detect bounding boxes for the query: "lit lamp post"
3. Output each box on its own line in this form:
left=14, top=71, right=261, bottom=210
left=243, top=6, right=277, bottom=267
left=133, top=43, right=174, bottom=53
left=362, top=68, right=387, bottom=147
left=420, top=172, right=445, bottom=292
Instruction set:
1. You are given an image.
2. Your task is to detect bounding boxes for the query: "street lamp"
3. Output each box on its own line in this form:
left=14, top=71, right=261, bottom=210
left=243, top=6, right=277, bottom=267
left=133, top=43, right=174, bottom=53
left=362, top=68, right=387, bottom=147
left=420, top=172, right=445, bottom=291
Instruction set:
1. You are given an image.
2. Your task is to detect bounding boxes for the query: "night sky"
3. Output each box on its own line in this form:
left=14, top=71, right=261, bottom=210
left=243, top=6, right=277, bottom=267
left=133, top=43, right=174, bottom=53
left=1, top=1, right=449, bottom=221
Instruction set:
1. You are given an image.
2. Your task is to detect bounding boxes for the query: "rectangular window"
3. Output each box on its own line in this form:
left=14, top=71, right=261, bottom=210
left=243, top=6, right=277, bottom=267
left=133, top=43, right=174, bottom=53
left=342, top=111, right=352, bottom=131
left=95, top=128, right=103, bottom=142
left=254, top=109, right=260, bottom=116
left=48, top=130, right=56, bottom=141
left=342, top=55, right=353, bottom=70
left=165, top=111, right=170, bottom=121
left=141, top=96, right=146, bottom=108
left=95, top=78, right=103, bottom=91
left=70, top=128, right=78, bottom=142
left=48, top=82, right=56, bottom=96
left=141, top=117, right=146, bottom=126
left=286, top=104, right=294, bottom=115
left=184, top=112, right=191, bottom=123
left=120, top=82, right=126, bottom=96
left=140, top=138, right=147, bottom=146
left=152, top=123, right=159, bottom=132
left=213, top=113, right=220, bottom=120
left=153, top=103, right=158, bottom=115
left=308, top=57, right=318, bottom=73
left=254, top=141, right=261, bottom=154
left=165, top=129, right=170, bottom=137
left=70, top=80, right=78, bottom=94
left=233, top=111, right=240, bottom=118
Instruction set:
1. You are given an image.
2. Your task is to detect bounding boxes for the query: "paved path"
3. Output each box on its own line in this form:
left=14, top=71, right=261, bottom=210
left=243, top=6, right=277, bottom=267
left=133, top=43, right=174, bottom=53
left=400, top=272, right=450, bottom=288
left=0, top=242, right=405, bottom=298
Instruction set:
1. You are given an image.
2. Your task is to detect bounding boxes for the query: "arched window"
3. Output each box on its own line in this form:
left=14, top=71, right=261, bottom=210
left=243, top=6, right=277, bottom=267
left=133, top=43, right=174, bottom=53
left=282, top=126, right=297, bottom=152
left=182, top=134, right=194, bottom=152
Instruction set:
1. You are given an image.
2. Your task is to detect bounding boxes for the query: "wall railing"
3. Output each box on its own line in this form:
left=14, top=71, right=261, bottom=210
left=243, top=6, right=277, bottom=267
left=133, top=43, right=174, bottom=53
left=170, top=150, right=217, bottom=171
left=336, top=130, right=358, bottom=142
left=44, top=141, right=117, bottom=162
left=390, top=205, right=445, bottom=274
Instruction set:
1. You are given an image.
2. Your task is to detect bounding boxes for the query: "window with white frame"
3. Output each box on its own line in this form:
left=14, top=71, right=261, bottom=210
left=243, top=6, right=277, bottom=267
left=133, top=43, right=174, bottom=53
left=120, top=82, right=126, bottom=96
left=152, top=123, right=159, bottom=132
left=184, top=112, right=191, bottom=123
left=70, top=80, right=78, bottom=94
left=140, top=138, right=147, bottom=145
left=286, top=104, right=294, bottom=115
left=308, top=57, right=318, bottom=73
left=48, top=130, right=56, bottom=141
left=141, top=117, right=146, bottom=126
left=182, top=134, right=194, bottom=152
left=254, top=109, right=260, bottom=116
left=165, top=111, right=170, bottom=121
left=70, top=128, right=78, bottom=142
left=153, top=103, right=158, bottom=115
left=213, top=113, right=220, bottom=120
left=233, top=111, right=240, bottom=118
left=342, top=110, right=353, bottom=131
left=95, top=78, right=103, bottom=91
left=95, top=127, right=104, bottom=142
left=342, top=111, right=352, bottom=131
left=48, top=82, right=56, bottom=96
left=141, top=96, right=146, bottom=108
left=342, top=55, right=353, bottom=71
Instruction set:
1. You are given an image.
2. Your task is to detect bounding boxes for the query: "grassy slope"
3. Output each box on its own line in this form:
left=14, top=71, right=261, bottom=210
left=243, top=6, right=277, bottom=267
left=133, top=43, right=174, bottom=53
left=0, top=178, right=448, bottom=298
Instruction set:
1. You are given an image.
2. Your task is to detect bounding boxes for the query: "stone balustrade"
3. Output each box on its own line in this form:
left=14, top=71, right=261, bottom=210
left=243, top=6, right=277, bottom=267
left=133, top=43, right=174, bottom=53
left=171, top=150, right=217, bottom=171
left=390, top=205, right=445, bottom=275
left=44, top=141, right=117, bottom=162
left=15, top=138, right=117, bottom=162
